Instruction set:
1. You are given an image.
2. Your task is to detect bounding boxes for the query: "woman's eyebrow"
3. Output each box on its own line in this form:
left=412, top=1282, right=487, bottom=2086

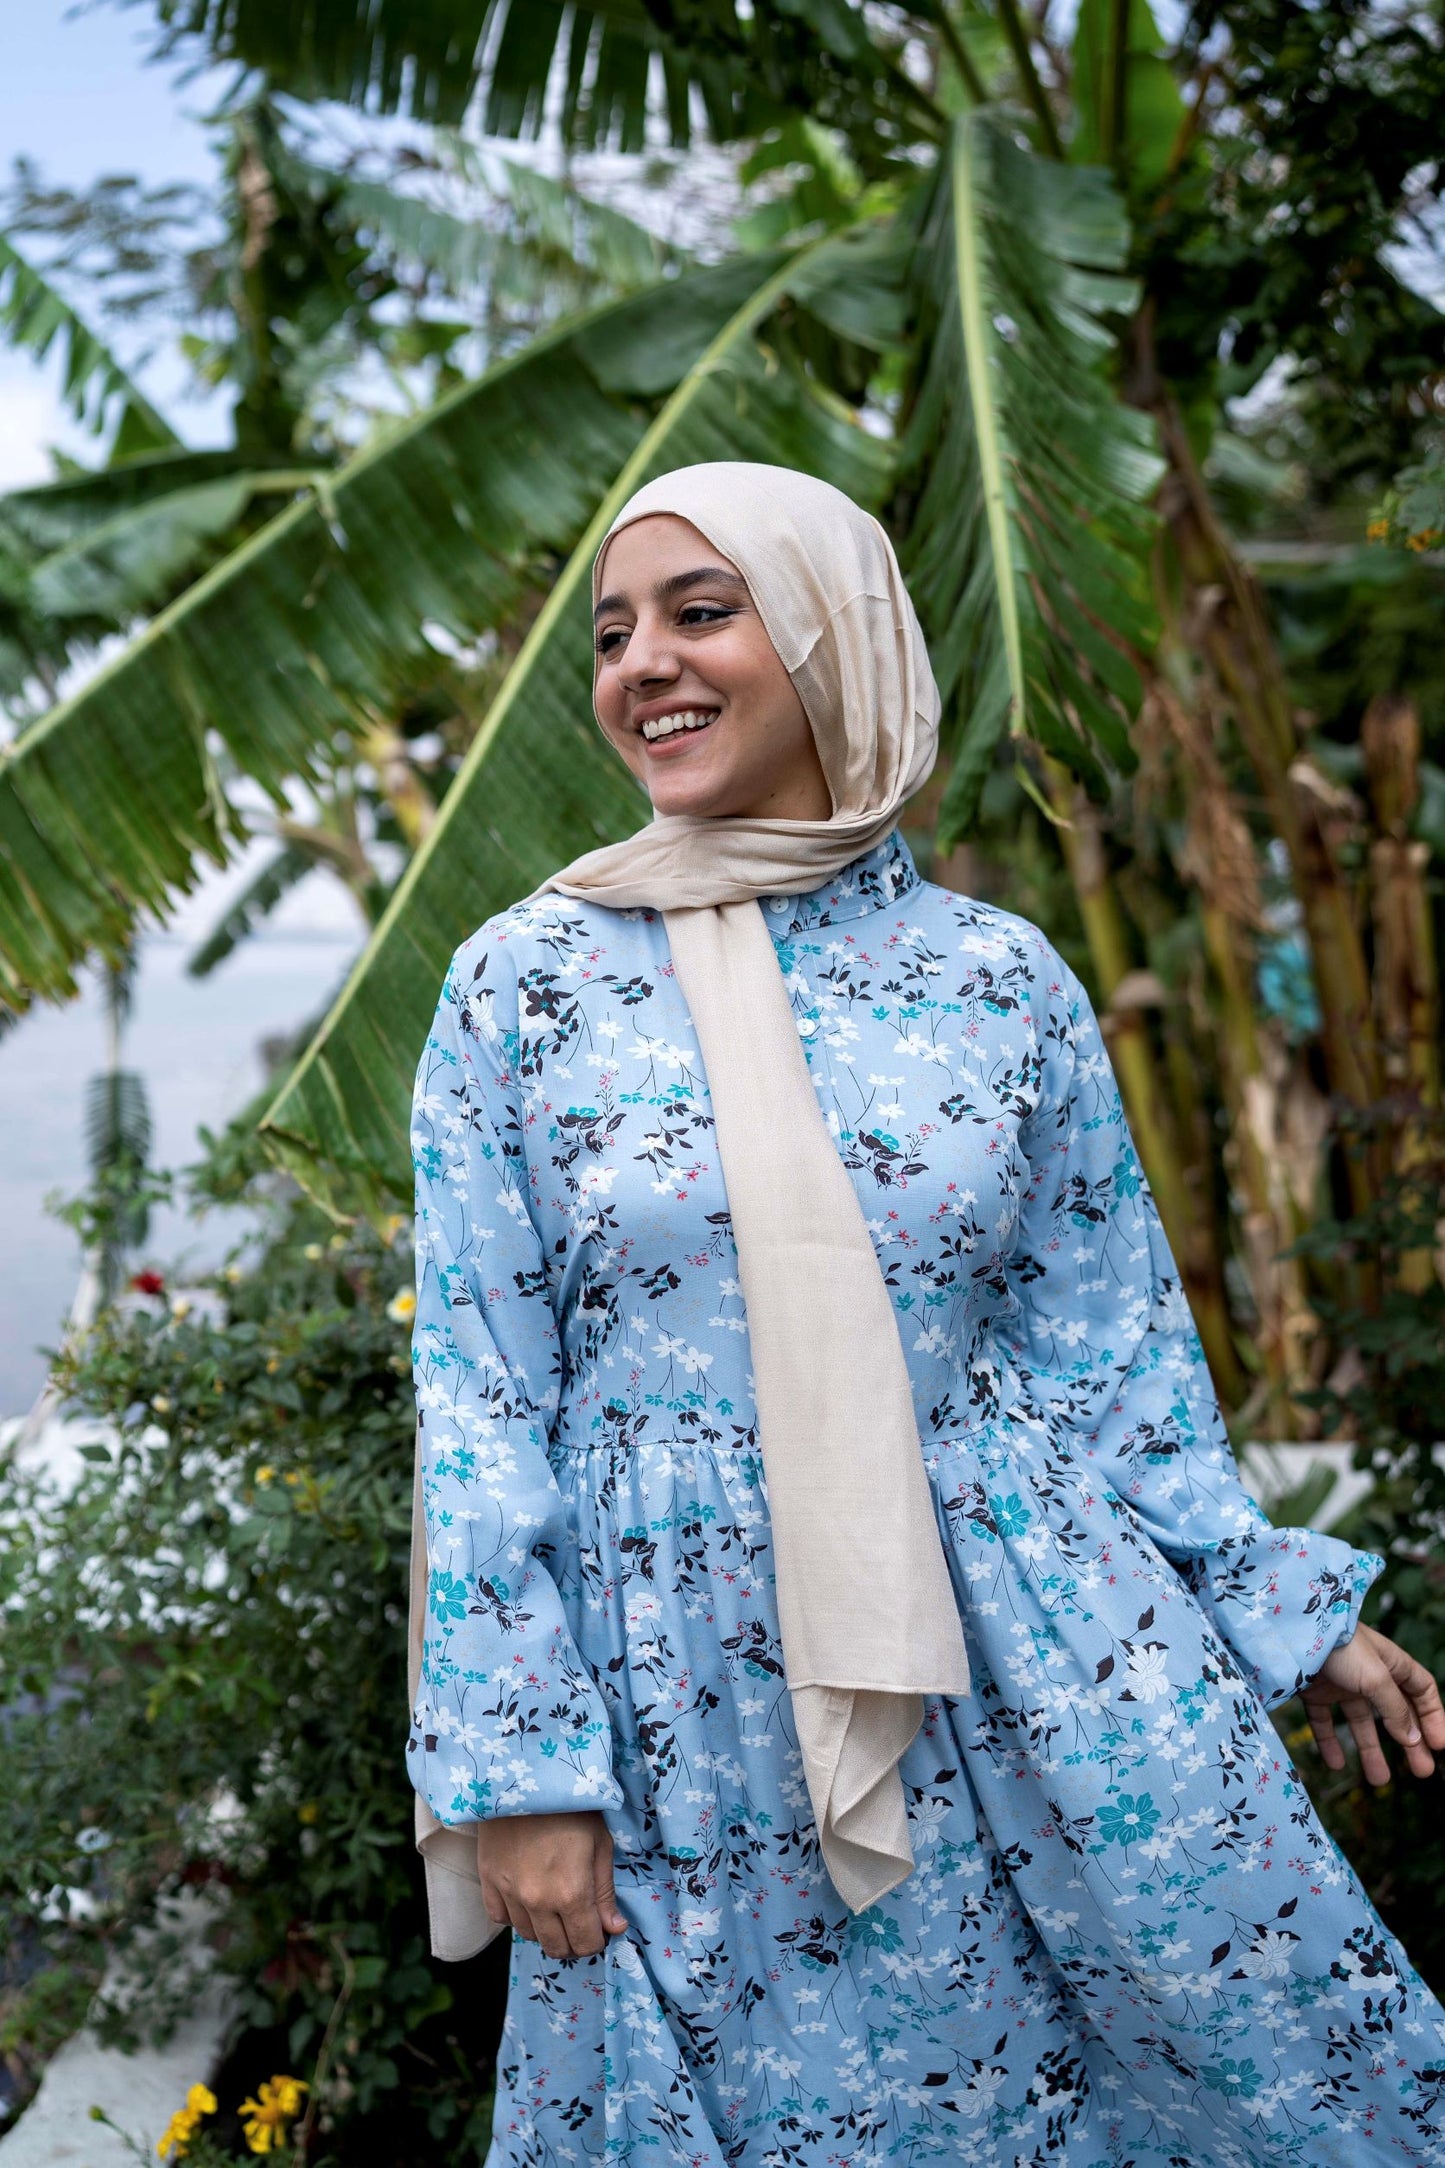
left=593, top=567, right=749, bottom=621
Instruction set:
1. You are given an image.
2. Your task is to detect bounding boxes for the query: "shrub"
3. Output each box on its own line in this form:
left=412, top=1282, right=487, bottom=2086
left=0, top=1188, right=507, bottom=2161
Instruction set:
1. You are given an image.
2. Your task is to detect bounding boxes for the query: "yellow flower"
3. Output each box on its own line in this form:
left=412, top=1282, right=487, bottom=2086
left=170, top=1295, right=192, bottom=1321
left=303, top=1242, right=324, bottom=1262
left=156, top=2084, right=215, bottom=2158
left=239, top=2075, right=309, bottom=2153
left=265, top=1356, right=280, bottom=1374
left=328, top=1231, right=349, bottom=1252
left=283, top=1470, right=303, bottom=1488
left=386, top=1288, right=418, bottom=1325
left=156, top=2109, right=194, bottom=2158
left=298, top=1801, right=319, bottom=1824
left=1365, top=517, right=1390, bottom=542
left=224, top=1264, right=245, bottom=1284
left=150, top=1394, right=172, bottom=1415
left=1407, top=526, right=1441, bottom=551
left=255, top=1466, right=276, bottom=1485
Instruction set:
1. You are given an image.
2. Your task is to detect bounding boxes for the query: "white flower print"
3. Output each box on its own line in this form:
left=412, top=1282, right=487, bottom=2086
left=405, top=825, right=1424, bottom=2168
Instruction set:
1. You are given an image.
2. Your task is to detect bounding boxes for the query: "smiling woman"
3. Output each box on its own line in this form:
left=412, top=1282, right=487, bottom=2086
left=404, top=461, right=1445, bottom=2168
left=591, top=519, right=832, bottom=822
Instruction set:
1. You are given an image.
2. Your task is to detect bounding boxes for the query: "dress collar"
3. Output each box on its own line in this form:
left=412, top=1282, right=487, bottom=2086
left=757, top=825, right=921, bottom=935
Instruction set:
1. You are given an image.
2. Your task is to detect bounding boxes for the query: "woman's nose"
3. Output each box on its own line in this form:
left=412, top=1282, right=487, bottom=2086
left=617, top=614, right=681, bottom=688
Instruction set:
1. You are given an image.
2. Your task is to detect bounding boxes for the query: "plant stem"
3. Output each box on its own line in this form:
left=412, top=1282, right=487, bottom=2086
left=1149, top=393, right=1384, bottom=1222
left=932, top=7, right=989, bottom=104
left=1041, top=756, right=1244, bottom=1401
left=1102, top=0, right=1131, bottom=165
left=992, top=0, right=1065, bottom=156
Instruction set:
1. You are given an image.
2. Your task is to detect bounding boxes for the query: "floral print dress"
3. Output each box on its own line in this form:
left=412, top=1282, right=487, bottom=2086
left=407, top=826, right=1445, bottom=2167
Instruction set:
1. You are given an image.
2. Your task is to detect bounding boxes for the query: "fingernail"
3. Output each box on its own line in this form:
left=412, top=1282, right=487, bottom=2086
left=1408, top=1726, right=1421, bottom=1743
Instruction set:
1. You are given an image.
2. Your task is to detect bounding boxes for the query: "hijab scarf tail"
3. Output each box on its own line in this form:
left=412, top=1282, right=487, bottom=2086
left=408, top=463, right=969, bottom=1954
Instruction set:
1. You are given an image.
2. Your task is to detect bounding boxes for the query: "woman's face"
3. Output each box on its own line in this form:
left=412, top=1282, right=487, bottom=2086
left=593, top=514, right=832, bottom=822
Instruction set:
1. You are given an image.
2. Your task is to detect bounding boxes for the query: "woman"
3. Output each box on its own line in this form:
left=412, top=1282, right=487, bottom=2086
left=406, top=463, right=1445, bottom=2165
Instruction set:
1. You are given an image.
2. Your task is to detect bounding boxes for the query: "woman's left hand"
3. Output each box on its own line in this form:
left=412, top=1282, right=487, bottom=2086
left=1300, top=1621, right=1445, bottom=1784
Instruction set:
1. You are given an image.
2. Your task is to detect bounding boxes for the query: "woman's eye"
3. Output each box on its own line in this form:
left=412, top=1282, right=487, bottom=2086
left=679, top=604, right=734, bottom=627
left=596, top=627, right=628, bottom=656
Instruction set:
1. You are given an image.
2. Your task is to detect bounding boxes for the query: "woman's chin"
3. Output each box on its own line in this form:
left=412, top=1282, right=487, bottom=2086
left=647, top=771, right=739, bottom=819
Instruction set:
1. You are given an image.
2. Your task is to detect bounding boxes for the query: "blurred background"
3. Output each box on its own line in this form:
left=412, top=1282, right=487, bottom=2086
left=0, top=0, right=1441, bottom=2160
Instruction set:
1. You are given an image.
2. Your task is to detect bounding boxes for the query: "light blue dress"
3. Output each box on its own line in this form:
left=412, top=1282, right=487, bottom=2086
left=407, top=827, right=1445, bottom=2166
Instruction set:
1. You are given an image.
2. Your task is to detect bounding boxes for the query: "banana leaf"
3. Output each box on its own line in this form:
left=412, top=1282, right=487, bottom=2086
left=260, top=228, right=898, bottom=1210
left=0, top=253, right=787, bottom=1009
left=0, top=236, right=177, bottom=454
left=898, top=110, right=1164, bottom=840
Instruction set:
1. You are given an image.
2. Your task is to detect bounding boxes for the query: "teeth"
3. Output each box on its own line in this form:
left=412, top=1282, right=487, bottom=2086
left=640, top=709, right=717, bottom=742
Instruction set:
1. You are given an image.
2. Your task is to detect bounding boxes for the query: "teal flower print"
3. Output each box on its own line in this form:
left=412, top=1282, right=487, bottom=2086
left=1200, top=2058, right=1263, bottom=2100
left=1097, top=1793, right=1161, bottom=1847
left=989, top=1491, right=1032, bottom=1538
left=428, top=1570, right=469, bottom=1624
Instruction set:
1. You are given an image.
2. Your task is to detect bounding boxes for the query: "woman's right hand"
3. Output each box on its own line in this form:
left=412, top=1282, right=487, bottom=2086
left=477, top=1811, right=627, bottom=1958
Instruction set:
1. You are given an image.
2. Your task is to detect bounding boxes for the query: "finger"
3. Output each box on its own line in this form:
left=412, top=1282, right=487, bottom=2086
left=506, top=1898, right=539, bottom=1946
left=593, top=1830, right=627, bottom=1937
left=559, top=1901, right=606, bottom=1958
left=1397, top=1654, right=1445, bottom=1753
left=1341, top=1694, right=1392, bottom=1788
left=1361, top=1664, right=1425, bottom=1760
left=479, top=1876, right=510, bottom=1929
left=1303, top=1696, right=1347, bottom=1772
left=530, top=1906, right=577, bottom=1962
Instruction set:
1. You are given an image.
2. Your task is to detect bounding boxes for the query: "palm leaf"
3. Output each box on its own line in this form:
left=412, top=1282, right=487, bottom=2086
left=0, top=253, right=787, bottom=1010
left=27, top=474, right=274, bottom=621
left=0, top=236, right=178, bottom=454
left=260, top=226, right=898, bottom=1209
left=149, top=0, right=937, bottom=148
left=186, top=840, right=320, bottom=977
left=151, top=0, right=666, bottom=134
left=314, top=153, right=671, bottom=304
left=1, top=449, right=303, bottom=558
left=898, top=110, right=1164, bottom=841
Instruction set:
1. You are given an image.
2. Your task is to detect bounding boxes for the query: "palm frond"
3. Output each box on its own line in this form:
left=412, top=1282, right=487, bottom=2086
left=0, top=252, right=787, bottom=1010
left=186, top=841, right=321, bottom=978
left=148, top=0, right=939, bottom=149
left=85, top=1067, right=152, bottom=1175
left=27, top=474, right=270, bottom=621
left=0, top=236, right=179, bottom=453
left=898, top=111, right=1164, bottom=840
left=260, top=226, right=898, bottom=1210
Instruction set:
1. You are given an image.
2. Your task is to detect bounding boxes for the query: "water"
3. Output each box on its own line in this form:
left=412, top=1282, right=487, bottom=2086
left=0, top=933, right=361, bottom=1416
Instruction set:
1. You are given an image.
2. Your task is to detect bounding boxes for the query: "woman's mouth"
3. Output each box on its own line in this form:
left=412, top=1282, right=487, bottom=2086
left=638, top=708, right=719, bottom=751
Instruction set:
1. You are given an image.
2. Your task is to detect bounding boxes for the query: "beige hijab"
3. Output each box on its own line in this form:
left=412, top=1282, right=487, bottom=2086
left=409, top=462, right=970, bottom=1960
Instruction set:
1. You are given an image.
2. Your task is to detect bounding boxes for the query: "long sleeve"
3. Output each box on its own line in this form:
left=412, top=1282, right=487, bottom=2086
left=406, top=932, right=623, bottom=1826
left=999, top=934, right=1381, bottom=1709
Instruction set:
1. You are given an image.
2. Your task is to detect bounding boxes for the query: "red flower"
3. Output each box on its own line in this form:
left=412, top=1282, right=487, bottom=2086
left=130, top=1270, right=166, bottom=1296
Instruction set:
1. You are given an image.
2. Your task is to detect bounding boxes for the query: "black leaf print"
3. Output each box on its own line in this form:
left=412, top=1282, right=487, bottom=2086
left=404, top=826, right=1430, bottom=2164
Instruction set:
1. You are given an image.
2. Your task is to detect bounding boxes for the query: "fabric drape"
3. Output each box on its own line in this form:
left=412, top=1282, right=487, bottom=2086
left=408, top=461, right=970, bottom=1951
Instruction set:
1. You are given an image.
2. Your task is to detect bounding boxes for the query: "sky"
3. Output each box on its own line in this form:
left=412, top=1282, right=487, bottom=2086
left=0, top=2, right=242, bottom=485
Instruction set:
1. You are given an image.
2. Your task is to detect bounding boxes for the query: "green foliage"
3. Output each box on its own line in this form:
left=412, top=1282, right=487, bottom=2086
left=898, top=110, right=1163, bottom=838
left=1275, top=1141, right=1445, bottom=1997
left=0, top=1949, right=105, bottom=2126
left=259, top=226, right=897, bottom=1210
left=0, top=252, right=782, bottom=1009
left=0, top=234, right=178, bottom=452
left=0, top=1195, right=506, bottom=2158
left=1152, top=0, right=1445, bottom=475
left=1069, top=0, right=1184, bottom=190
left=1369, top=442, right=1445, bottom=559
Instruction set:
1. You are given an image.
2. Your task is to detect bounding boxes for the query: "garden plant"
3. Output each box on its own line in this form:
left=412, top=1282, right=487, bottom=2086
left=0, top=0, right=1442, bottom=2154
